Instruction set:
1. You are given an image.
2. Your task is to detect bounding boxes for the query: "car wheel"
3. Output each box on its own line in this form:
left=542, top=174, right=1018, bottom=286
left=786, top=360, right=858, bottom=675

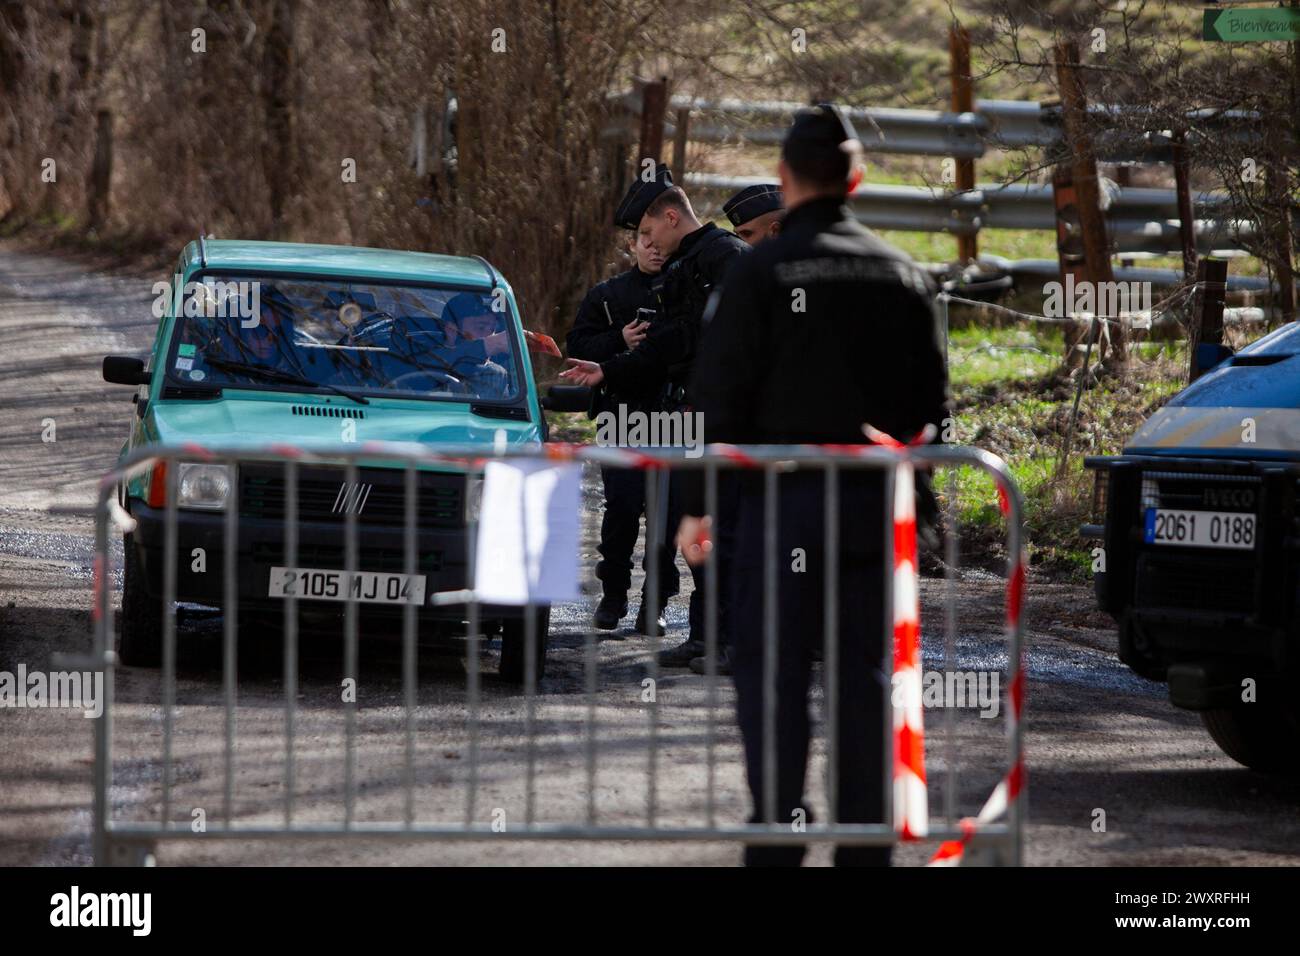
left=1201, top=699, right=1300, bottom=773
left=499, top=606, right=550, bottom=685
left=119, top=534, right=163, bottom=667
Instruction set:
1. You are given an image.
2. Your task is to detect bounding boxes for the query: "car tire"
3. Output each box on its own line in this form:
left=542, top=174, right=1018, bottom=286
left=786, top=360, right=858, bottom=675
left=1201, top=699, right=1300, bottom=773
left=119, top=534, right=163, bottom=667
left=499, top=606, right=550, bottom=685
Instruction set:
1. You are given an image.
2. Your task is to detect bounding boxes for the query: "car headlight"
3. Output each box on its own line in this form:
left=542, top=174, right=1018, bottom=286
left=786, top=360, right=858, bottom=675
left=178, top=463, right=232, bottom=510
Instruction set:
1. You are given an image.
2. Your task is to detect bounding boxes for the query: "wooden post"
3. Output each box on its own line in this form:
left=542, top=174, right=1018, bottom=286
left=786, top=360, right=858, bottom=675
left=1288, top=0, right=1300, bottom=327
left=671, top=106, right=690, bottom=178
left=1055, top=39, right=1126, bottom=367
left=1171, top=130, right=1197, bottom=283
left=84, top=3, right=111, bottom=231
left=1052, top=164, right=1098, bottom=368
left=86, top=109, right=112, bottom=230
left=949, top=25, right=977, bottom=263
left=1115, top=165, right=1134, bottom=269
left=637, top=77, right=667, bottom=166
left=1270, top=175, right=1295, bottom=329
left=1188, top=257, right=1228, bottom=382
left=260, top=0, right=297, bottom=239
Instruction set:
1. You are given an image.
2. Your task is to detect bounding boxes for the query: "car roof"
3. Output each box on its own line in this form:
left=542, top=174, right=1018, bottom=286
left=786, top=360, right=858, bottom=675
left=181, top=239, right=500, bottom=289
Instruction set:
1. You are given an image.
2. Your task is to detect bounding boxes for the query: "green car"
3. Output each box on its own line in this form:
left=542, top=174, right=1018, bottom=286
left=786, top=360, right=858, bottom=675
left=102, top=238, right=587, bottom=682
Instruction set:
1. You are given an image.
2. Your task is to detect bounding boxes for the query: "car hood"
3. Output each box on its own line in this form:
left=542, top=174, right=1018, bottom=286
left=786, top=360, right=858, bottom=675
left=148, top=395, right=540, bottom=451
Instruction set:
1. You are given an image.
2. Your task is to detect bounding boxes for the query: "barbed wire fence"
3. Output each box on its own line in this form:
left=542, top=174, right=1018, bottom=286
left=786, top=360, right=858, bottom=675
left=933, top=275, right=1237, bottom=481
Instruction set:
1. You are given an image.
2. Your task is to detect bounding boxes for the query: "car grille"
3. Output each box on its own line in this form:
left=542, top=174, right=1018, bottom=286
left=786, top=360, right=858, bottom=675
left=240, top=464, right=464, bottom=528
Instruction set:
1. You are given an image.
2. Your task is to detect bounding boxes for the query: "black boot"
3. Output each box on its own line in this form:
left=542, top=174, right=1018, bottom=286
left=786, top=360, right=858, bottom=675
left=635, top=599, right=667, bottom=637
left=657, top=638, right=705, bottom=668
left=593, top=593, right=628, bottom=631
left=689, top=645, right=733, bottom=676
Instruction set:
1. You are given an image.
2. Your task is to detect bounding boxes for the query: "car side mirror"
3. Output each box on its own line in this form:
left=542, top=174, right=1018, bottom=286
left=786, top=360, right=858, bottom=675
left=541, top=384, right=591, bottom=413
left=103, top=355, right=151, bottom=386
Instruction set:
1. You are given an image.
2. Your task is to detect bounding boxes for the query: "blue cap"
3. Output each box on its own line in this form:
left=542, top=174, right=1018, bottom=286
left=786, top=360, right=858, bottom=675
left=614, top=163, right=674, bottom=229
left=782, top=102, right=861, bottom=171
left=722, top=184, right=783, bottom=226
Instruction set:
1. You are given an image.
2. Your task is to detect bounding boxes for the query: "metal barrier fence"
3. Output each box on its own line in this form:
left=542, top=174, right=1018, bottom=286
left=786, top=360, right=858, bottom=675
left=85, top=440, right=1025, bottom=866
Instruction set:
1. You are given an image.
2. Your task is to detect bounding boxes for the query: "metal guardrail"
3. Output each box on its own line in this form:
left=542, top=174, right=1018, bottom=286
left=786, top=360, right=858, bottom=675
left=939, top=255, right=1278, bottom=295
left=618, top=90, right=1260, bottom=161
left=609, top=89, right=1276, bottom=257
left=686, top=173, right=1259, bottom=257
left=85, top=440, right=1025, bottom=867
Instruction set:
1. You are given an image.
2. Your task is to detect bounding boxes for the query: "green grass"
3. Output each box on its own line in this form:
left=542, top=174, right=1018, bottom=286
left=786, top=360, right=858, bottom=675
left=946, top=324, right=1062, bottom=387
left=928, top=319, right=1192, bottom=578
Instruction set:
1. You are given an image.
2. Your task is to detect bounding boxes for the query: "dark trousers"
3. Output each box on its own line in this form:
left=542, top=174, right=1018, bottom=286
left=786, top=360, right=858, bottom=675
left=729, top=471, right=891, bottom=866
left=595, top=465, right=680, bottom=601
left=683, top=471, right=737, bottom=647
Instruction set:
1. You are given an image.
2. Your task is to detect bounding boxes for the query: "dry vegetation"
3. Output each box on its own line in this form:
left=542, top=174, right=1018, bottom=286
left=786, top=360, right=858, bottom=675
left=3, top=2, right=1293, bottom=325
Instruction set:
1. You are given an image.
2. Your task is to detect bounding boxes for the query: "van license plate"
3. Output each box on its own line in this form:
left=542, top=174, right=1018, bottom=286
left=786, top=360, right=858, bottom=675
left=268, top=567, right=426, bottom=604
left=1143, top=509, right=1255, bottom=550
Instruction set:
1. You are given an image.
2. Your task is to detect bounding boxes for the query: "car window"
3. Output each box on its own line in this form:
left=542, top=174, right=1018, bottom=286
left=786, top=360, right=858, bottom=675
left=166, top=274, right=522, bottom=403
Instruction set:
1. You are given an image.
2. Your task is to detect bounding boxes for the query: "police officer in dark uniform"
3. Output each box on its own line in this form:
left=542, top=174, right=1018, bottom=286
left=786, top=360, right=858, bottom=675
left=723, top=183, right=785, bottom=247
left=668, top=184, right=785, bottom=677
left=567, top=230, right=677, bottom=633
left=677, top=105, right=950, bottom=866
left=562, top=164, right=749, bottom=667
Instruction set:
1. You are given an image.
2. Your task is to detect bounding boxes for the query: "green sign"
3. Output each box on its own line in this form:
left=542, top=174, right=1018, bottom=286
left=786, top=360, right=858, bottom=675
left=1204, top=7, right=1300, bottom=42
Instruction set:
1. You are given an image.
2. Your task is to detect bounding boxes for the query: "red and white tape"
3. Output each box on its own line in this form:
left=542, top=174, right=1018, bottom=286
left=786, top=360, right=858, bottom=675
left=891, top=456, right=928, bottom=839
left=929, top=482, right=1026, bottom=866
left=861, top=425, right=930, bottom=840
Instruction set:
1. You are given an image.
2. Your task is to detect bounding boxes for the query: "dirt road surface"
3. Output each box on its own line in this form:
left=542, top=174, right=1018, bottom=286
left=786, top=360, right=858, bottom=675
left=2, top=243, right=1297, bottom=866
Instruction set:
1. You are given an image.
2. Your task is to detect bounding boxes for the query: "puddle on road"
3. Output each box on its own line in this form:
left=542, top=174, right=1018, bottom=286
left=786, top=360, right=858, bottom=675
left=0, top=528, right=124, bottom=587
left=921, top=631, right=1158, bottom=698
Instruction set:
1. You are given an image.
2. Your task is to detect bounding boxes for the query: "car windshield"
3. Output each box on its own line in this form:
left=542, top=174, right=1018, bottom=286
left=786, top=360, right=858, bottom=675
left=167, top=274, right=522, bottom=402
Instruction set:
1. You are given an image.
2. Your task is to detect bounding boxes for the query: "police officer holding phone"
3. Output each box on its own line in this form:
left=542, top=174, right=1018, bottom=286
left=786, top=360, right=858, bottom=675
left=678, top=104, right=950, bottom=866
left=567, top=231, right=678, bottom=634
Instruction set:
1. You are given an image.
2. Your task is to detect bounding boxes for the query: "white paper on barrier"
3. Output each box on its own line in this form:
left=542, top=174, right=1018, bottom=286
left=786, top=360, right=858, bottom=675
left=473, top=459, right=581, bottom=605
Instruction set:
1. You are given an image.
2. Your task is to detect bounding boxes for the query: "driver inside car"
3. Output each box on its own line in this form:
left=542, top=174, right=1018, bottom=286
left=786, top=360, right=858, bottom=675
left=439, top=292, right=512, bottom=398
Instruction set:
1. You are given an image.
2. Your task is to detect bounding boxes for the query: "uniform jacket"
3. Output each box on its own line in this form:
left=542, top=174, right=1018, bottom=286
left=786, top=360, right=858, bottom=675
left=567, top=265, right=661, bottom=410
left=600, top=223, right=749, bottom=404
left=684, top=196, right=951, bottom=514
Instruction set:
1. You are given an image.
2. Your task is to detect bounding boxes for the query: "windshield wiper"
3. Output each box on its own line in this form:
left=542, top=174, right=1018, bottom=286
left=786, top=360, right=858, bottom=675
left=203, top=357, right=371, bottom=405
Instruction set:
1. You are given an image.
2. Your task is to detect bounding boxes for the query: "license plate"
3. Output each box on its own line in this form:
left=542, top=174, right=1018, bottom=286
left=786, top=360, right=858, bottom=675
left=1143, top=508, right=1256, bottom=550
left=268, top=567, right=426, bottom=605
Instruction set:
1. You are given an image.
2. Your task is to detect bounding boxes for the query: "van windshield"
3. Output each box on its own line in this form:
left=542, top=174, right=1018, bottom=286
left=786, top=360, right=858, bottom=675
left=166, top=274, right=522, bottom=403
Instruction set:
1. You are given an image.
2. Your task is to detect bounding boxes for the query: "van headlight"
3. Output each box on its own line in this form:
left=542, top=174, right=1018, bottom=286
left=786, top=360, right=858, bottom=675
left=178, top=463, right=232, bottom=510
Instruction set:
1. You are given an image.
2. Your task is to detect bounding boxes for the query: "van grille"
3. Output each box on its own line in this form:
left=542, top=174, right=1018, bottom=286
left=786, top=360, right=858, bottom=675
left=1134, top=552, right=1256, bottom=614
left=1139, top=470, right=1260, bottom=514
